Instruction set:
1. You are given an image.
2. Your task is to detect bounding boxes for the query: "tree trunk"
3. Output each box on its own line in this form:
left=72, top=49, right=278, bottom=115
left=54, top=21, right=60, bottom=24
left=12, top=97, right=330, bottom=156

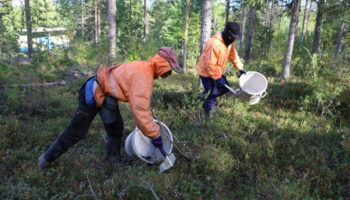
left=277, top=12, right=282, bottom=42
left=266, top=0, right=275, bottom=56
left=334, top=0, right=347, bottom=58
left=94, top=0, right=101, bottom=44
left=239, top=8, right=246, bottom=53
left=282, top=0, right=301, bottom=81
left=108, top=0, right=117, bottom=63
left=305, top=0, right=312, bottom=34
left=269, top=1, right=275, bottom=30
left=21, top=5, right=25, bottom=29
left=182, top=0, right=190, bottom=72
left=334, top=21, right=345, bottom=58
left=300, top=0, right=309, bottom=42
left=244, top=7, right=254, bottom=62
left=200, top=0, right=212, bottom=54
left=98, top=0, right=101, bottom=40
left=81, top=0, right=85, bottom=39
left=225, top=0, right=230, bottom=23
left=143, top=0, right=146, bottom=43
left=24, top=0, right=33, bottom=57
left=311, top=0, right=324, bottom=54
left=199, top=0, right=212, bottom=88
left=95, top=0, right=97, bottom=43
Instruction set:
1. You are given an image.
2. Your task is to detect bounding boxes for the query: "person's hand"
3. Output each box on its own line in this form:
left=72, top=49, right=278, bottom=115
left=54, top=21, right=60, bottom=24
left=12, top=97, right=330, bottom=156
left=215, top=77, right=226, bottom=86
left=240, top=69, right=247, bottom=75
left=151, top=135, right=167, bottom=156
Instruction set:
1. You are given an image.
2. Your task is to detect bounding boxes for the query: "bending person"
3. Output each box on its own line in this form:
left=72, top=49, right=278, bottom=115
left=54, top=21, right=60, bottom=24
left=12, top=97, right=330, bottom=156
left=39, top=47, right=183, bottom=170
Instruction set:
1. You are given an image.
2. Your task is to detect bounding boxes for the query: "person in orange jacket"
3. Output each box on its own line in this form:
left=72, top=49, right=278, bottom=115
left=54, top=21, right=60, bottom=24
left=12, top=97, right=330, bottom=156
left=39, top=47, right=183, bottom=170
left=197, top=22, right=247, bottom=115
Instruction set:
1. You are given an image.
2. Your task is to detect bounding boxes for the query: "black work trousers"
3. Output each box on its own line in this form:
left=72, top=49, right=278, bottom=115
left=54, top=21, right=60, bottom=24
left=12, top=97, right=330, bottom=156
left=56, top=77, right=124, bottom=154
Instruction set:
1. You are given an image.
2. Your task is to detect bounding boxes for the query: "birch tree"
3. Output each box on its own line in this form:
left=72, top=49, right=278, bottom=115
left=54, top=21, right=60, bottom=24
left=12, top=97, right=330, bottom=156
left=108, top=0, right=117, bottom=63
left=266, top=0, right=275, bottom=56
left=225, top=0, right=230, bottom=23
left=94, top=0, right=101, bottom=44
left=282, top=0, right=301, bottom=80
left=239, top=8, right=246, bottom=53
left=143, top=0, right=146, bottom=43
left=300, top=0, right=309, bottom=42
left=200, top=0, right=212, bottom=54
left=244, top=7, right=254, bottom=62
left=182, top=0, right=190, bottom=72
left=334, top=0, right=348, bottom=58
left=81, top=0, right=85, bottom=39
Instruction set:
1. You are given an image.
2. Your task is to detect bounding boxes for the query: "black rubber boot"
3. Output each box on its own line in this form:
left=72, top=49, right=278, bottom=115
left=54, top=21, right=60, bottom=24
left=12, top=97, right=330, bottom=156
left=39, top=139, right=66, bottom=171
left=106, top=137, right=129, bottom=167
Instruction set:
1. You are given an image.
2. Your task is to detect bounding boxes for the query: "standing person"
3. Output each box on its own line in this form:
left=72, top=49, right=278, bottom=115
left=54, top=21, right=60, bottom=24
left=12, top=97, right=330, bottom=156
left=39, top=47, right=183, bottom=170
left=197, top=22, right=247, bottom=116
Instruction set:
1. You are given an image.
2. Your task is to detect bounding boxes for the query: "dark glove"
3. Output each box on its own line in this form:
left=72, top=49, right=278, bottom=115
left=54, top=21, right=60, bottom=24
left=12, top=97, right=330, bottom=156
left=214, top=75, right=229, bottom=96
left=240, top=69, right=247, bottom=75
left=151, top=135, right=167, bottom=156
left=215, top=77, right=226, bottom=87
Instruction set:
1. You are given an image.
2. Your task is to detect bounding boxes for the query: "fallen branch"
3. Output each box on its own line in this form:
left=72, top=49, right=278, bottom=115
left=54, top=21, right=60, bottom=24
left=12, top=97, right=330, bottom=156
left=117, top=184, right=160, bottom=200
left=74, top=195, right=90, bottom=200
left=2, top=80, right=68, bottom=88
left=151, top=110, right=194, bottom=161
left=50, top=194, right=59, bottom=200
left=144, top=181, right=160, bottom=200
left=260, top=126, right=281, bottom=139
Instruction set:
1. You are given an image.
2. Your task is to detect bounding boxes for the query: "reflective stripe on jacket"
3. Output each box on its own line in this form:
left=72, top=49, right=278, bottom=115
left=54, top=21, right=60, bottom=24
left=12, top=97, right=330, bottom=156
left=197, top=32, right=243, bottom=80
left=94, top=54, right=172, bottom=138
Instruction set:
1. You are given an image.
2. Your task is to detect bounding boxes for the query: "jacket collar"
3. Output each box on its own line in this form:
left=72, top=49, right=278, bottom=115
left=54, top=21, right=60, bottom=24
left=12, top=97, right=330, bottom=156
left=149, top=54, right=172, bottom=79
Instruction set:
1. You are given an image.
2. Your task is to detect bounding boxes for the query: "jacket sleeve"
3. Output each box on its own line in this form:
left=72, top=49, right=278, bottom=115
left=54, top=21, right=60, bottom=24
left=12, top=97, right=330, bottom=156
left=129, top=78, right=160, bottom=138
left=228, top=44, right=244, bottom=71
left=207, top=45, right=223, bottom=80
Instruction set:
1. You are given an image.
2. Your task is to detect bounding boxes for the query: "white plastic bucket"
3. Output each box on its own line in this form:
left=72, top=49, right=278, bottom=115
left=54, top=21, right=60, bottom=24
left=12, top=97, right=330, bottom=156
left=125, top=120, right=174, bottom=164
left=238, top=71, right=268, bottom=105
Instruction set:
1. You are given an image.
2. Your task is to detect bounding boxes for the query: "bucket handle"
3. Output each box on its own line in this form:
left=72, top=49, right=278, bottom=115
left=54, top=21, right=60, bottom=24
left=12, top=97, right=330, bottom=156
left=261, top=91, right=268, bottom=98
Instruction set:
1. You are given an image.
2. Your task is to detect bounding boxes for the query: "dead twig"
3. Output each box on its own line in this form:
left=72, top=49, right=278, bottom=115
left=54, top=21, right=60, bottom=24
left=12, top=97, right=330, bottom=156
left=314, top=100, right=333, bottom=134
left=144, top=181, right=160, bottom=200
left=50, top=194, right=59, bottom=200
left=151, top=110, right=193, bottom=161
left=117, top=183, right=160, bottom=200
left=74, top=195, right=90, bottom=200
left=23, top=186, right=42, bottom=200
left=271, top=183, right=281, bottom=194
left=10, top=183, right=14, bottom=200
left=303, top=46, right=313, bottom=59
left=101, top=132, right=107, bottom=144
left=86, top=174, right=98, bottom=200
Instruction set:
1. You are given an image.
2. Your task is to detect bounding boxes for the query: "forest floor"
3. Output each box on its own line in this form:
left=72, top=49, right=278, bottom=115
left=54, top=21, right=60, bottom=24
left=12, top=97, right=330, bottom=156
left=1, top=60, right=350, bottom=199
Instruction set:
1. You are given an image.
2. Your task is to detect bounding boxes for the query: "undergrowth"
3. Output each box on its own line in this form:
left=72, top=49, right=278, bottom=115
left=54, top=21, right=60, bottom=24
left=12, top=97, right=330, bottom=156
left=0, top=54, right=350, bottom=199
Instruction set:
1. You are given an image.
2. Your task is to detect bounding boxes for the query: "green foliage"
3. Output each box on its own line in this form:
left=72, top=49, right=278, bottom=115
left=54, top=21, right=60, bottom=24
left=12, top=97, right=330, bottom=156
left=30, top=0, right=63, bottom=28
left=3, top=59, right=350, bottom=199
left=1, top=0, right=350, bottom=199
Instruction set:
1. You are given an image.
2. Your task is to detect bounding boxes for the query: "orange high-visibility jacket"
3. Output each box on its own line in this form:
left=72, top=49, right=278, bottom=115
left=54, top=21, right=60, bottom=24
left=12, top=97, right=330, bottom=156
left=197, top=32, right=243, bottom=80
left=94, top=54, right=172, bottom=138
